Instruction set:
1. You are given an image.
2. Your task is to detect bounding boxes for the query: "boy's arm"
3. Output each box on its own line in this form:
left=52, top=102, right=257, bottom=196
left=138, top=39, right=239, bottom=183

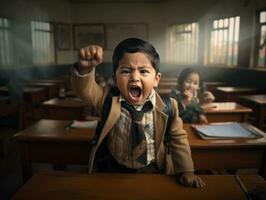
left=169, top=98, right=194, bottom=173
left=71, top=45, right=106, bottom=111
left=169, top=98, right=205, bottom=187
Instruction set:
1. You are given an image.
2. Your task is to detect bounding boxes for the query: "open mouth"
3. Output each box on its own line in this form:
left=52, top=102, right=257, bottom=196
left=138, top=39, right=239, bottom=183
left=129, top=85, right=141, bottom=98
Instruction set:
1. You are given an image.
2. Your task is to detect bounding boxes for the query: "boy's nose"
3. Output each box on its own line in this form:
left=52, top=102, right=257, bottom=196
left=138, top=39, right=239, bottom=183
left=130, top=70, right=140, bottom=82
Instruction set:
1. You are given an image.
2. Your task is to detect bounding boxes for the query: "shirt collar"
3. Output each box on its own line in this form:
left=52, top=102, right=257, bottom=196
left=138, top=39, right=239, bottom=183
left=119, top=89, right=156, bottom=110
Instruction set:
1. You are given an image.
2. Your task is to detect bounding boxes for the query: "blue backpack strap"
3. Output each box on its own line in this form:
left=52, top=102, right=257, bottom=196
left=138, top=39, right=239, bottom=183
left=161, top=95, right=174, bottom=154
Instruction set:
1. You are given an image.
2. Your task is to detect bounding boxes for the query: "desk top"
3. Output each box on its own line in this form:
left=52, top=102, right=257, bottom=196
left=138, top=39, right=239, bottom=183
left=12, top=172, right=266, bottom=200
left=239, top=95, right=266, bottom=105
left=203, top=102, right=252, bottom=113
left=13, top=119, right=95, bottom=142
left=42, top=97, right=86, bottom=108
left=0, top=86, right=44, bottom=93
left=27, top=82, right=56, bottom=87
left=184, top=123, right=266, bottom=148
left=35, top=79, right=65, bottom=83
left=216, top=86, right=266, bottom=93
left=65, top=90, right=77, bottom=97
left=155, top=88, right=172, bottom=95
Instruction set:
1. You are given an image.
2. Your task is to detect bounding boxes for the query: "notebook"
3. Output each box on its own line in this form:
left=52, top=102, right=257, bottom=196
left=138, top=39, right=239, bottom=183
left=65, top=120, right=98, bottom=130
left=192, top=122, right=264, bottom=140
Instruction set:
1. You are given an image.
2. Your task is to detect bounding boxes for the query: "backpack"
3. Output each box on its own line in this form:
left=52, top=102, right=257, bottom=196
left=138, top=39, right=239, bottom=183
left=92, top=87, right=174, bottom=152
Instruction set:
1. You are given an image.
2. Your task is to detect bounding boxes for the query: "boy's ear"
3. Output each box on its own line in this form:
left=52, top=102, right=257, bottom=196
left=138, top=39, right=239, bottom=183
left=154, top=72, right=161, bottom=87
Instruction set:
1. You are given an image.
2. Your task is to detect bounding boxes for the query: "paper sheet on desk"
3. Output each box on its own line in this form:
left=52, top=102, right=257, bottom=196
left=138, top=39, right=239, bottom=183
left=70, top=120, right=98, bottom=128
left=192, top=122, right=263, bottom=139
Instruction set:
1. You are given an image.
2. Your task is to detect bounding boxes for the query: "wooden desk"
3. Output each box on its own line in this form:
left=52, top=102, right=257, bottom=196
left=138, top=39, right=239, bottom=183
left=35, top=79, right=66, bottom=91
left=41, top=97, right=87, bottom=120
left=204, top=81, right=226, bottom=93
left=65, top=90, right=77, bottom=98
left=155, top=88, right=172, bottom=96
left=157, top=81, right=177, bottom=89
left=215, top=86, right=266, bottom=102
left=238, top=95, right=266, bottom=130
left=184, top=124, right=266, bottom=177
left=0, top=103, right=23, bottom=129
left=14, top=119, right=266, bottom=182
left=26, top=82, right=58, bottom=99
left=0, top=96, right=9, bottom=104
left=12, top=172, right=266, bottom=200
left=13, top=119, right=95, bottom=182
left=0, top=86, right=46, bottom=121
left=203, top=102, right=252, bottom=123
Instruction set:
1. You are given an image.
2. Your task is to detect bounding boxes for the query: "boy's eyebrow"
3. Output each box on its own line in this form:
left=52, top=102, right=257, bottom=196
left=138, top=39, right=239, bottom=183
left=118, top=66, right=131, bottom=70
left=118, top=66, right=152, bottom=70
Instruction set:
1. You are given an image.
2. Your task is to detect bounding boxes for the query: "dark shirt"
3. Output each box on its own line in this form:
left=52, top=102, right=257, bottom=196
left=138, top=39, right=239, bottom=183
left=169, top=89, right=204, bottom=123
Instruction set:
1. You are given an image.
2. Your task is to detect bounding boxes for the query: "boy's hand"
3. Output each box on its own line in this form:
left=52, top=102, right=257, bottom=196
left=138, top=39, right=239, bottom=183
left=77, top=45, right=103, bottom=75
left=178, top=172, right=206, bottom=188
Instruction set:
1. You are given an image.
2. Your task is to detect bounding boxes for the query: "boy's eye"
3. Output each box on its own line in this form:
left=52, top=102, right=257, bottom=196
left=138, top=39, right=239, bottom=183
left=140, top=69, right=149, bottom=74
left=120, top=69, right=130, bottom=74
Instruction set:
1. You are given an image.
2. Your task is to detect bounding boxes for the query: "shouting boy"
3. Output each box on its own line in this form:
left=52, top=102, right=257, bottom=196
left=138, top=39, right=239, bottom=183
left=71, top=38, right=205, bottom=188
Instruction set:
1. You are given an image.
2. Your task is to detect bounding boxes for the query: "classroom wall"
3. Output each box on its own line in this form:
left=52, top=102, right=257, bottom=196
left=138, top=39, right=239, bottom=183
left=0, top=0, right=266, bottom=90
left=70, top=0, right=266, bottom=67
left=1, top=0, right=266, bottom=67
left=0, top=0, right=73, bottom=66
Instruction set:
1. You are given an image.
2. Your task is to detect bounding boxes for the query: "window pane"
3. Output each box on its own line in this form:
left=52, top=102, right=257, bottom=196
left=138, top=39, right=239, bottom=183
left=0, top=17, right=13, bottom=66
left=257, top=10, right=266, bottom=67
left=258, top=25, right=266, bottom=67
left=31, top=21, right=55, bottom=64
left=260, top=11, right=266, bottom=23
left=208, top=16, right=240, bottom=66
left=166, top=22, right=199, bottom=64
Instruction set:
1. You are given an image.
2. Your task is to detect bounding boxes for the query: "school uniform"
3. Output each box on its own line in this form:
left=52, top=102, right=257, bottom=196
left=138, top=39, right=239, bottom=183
left=71, top=67, right=194, bottom=175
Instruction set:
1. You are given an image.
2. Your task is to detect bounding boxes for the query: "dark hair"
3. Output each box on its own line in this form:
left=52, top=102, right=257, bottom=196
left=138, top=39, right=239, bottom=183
left=177, top=68, right=205, bottom=93
left=112, top=37, right=160, bottom=74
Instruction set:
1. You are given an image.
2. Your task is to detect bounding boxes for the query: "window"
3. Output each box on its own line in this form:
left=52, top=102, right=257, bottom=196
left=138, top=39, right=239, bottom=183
left=31, top=21, right=55, bottom=64
left=206, top=16, right=240, bottom=66
left=0, top=17, right=13, bottom=66
left=166, top=22, right=199, bottom=64
left=257, top=10, right=266, bottom=67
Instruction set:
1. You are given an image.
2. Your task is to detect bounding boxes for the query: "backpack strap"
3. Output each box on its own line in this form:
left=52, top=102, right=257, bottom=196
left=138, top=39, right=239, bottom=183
left=92, top=90, right=174, bottom=151
left=161, top=95, right=174, bottom=154
left=91, top=87, right=119, bottom=146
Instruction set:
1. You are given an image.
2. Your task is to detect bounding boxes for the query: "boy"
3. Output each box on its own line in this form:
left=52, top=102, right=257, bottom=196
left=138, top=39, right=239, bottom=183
left=71, top=38, right=205, bottom=188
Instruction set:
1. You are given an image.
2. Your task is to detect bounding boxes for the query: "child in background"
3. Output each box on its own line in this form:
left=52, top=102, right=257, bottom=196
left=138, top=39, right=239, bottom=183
left=71, top=38, right=205, bottom=188
left=169, top=68, right=212, bottom=124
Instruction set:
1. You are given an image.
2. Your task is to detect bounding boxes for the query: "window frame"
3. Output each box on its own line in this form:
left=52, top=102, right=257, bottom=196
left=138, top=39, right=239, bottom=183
left=0, top=16, right=13, bottom=66
left=205, top=15, right=240, bottom=67
left=254, top=8, right=266, bottom=68
left=166, top=21, right=199, bottom=65
left=31, top=20, right=56, bottom=65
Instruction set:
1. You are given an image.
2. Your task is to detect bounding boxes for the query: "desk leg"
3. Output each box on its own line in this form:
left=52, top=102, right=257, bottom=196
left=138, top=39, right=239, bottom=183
left=20, top=143, right=32, bottom=183
left=259, top=106, right=264, bottom=130
left=243, top=113, right=249, bottom=122
left=258, top=150, right=266, bottom=179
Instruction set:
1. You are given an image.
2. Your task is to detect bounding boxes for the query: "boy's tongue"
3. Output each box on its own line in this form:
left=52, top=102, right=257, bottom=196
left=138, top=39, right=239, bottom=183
left=130, top=87, right=141, bottom=97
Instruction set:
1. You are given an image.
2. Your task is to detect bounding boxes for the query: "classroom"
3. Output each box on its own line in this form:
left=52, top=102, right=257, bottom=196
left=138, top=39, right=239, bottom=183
left=1, top=0, right=266, bottom=199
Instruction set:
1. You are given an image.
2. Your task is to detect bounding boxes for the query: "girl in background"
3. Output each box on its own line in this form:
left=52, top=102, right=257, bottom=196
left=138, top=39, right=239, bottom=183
left=169, top=68, right=214, bottom=124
